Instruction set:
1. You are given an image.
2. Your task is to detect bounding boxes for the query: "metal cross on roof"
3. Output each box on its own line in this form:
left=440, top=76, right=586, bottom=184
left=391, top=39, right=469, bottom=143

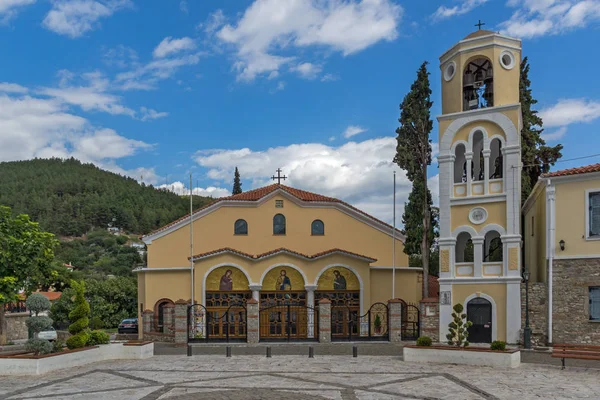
left=475, top=20, right=485, bottom=30
left=271, top=168, right=287, bottom=184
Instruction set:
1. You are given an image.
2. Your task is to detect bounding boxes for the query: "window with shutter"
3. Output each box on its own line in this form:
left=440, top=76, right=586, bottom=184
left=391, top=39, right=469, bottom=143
left=590, top=287, right=600, bottom=321
left=589, top=192, right=600, bottom=238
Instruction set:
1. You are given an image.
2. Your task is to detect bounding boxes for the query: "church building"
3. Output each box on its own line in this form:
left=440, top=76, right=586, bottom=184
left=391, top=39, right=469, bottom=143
left=437, top=29, right=523, bottom=343
left=137, top=182, right=422, bottom=341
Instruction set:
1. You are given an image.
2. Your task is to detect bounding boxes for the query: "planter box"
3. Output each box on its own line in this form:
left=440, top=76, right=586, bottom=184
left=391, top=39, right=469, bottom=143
left=0, top=341, right=153, bottom=376
left=403, top=345, right=520, bottom=368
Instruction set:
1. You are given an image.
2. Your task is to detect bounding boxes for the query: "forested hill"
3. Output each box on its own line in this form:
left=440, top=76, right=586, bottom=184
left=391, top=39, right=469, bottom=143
left=0, top=158, right=214, bottom=236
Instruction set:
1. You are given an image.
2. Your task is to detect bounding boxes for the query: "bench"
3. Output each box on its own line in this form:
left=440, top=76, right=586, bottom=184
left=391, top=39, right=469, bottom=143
left=551, top=343, right=600, bottom=369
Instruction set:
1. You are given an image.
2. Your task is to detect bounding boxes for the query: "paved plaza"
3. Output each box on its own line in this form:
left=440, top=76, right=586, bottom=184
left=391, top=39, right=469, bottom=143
left=1, top=354, right=599, bottom=400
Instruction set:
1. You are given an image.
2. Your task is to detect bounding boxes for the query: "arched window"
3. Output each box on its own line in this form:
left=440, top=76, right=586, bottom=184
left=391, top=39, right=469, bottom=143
left=234, top=219, right=248, bottom=235
left=463, top=57, right=494, bottom=111
left=456, top=232, right=474, bottom=263
left=489, top=138, right=503, bottom=179
left=454, top=143, right=467, bottom=183
left=484, top=231, right=503, bottom=262
left=472, top=131, right=484, bottom=181
left=273, top=214, right=286, bottom=235
left=311, top=219, right=324, bottom=235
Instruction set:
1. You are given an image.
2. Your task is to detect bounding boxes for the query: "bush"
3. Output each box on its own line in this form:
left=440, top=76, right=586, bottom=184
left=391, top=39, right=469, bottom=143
left=490, top=340, right=506, bottom=351
left=26, top=293, right=51, bottom=314
left=26, top=316, right=53, bottom=333
left=90, top=317, right=105, bottom=330
left=66, top=280, right=90, bottom=349
left=66, top=333, right=88, bottom=349
left=25, top=339, right=53, bottom=355
left=446, top=303, right=472, bottom=348
left=52, top=339, right=65, bottom=353
left=87, top=330, right=110, bottom=346
left=416, top=336, right=433, bottom=347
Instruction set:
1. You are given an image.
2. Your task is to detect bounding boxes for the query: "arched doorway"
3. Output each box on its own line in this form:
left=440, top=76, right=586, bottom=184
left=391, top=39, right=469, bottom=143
left=204, top=266, right=251, bottom=341
left=315, top=266, right=361, bottom=339
left=260, top=266, right=313, bottom=340
left=154, top=299, right=174, bottom=332
left=467, top=297, right=492, bottom=343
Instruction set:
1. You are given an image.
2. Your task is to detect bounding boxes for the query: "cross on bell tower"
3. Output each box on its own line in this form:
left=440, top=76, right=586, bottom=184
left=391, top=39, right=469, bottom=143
left=475, top=19, right=485, bottom=30
left=271, top=168, right=287, bottom=184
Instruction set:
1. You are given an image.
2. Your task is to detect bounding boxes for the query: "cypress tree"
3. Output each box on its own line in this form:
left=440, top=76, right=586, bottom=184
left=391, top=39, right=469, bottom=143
left=520, top=57, right=563, bottom=203
left=394, top=61, right=434, bottom=298
left=232, top=167, right=242, bottom=195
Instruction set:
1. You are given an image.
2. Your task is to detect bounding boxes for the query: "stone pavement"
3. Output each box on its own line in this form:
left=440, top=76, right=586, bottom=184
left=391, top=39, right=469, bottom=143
left=1, top=355, right=599, bottom=399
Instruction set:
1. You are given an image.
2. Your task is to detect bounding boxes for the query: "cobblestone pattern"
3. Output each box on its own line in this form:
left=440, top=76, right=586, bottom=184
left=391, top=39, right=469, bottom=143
left=5, top=312, right=28, bottom=341
left=553, top=258, right=600, bottom=344
left=388, top=300, right=402, bottom=342
left=318, top=299, right=331, bottom=343
left=174, top=301, right=188, bottom=345
left=1, top=354, right=600, bottom=399
left=246, top=299, right=259, bottom=344
left=420, top=299, right=440, bottom=342
left=520, top=282, right=548, bottom=347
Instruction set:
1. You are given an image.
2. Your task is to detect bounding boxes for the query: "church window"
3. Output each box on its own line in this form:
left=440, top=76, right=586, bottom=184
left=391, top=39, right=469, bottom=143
left=484, top=231, right=503, bottom=262
left=590, top=287, right=600, bottom=321
left=311, top=219, right=324, bottom=235
left=454, top=143, right=467, bottom=183
left=273, top=214, right=286, bottom=235
left=444, top=61, right=456, bottom=81
left=456, top=232, right=474, bottom=263
left=234, top=219, right=248, bottom=235
left=588, top=191, right=600, bottom=239
left=499, top=50, right=515, bottom=70
left=463, top=57, right=493, bottom=111
left=276, top=200, right=284, bottom=208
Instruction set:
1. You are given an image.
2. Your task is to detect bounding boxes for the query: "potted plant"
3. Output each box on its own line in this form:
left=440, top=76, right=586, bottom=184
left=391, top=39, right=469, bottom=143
left=374, top=314, right=382, bottom=335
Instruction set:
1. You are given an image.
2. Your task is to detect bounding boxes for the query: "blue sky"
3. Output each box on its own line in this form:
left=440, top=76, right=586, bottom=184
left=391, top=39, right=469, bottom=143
left=1, top=0, right=599, bottom=223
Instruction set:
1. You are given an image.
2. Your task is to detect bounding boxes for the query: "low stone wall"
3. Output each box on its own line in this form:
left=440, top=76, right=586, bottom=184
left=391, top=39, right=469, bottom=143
left=5, top=313, right=29, bottom=342
left=420, top=298, right=439, bottom=343
left=553, top=258, right=600, bottom=345
left=520, top=282, right=548, bottom=347
left=403, top=346, right=520, bottom=368
left=143, top=332, right=175, bottom=343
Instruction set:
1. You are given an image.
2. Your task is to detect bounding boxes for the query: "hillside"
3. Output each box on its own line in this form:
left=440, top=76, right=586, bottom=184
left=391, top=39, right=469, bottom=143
left=0, top=158, right=214, bottom=236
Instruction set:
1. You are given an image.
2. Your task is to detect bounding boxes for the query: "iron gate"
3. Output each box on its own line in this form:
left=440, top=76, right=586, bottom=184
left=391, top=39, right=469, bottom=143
left=188, top=303, right=247, bottom=343
left=401, top=303, right=420, bottom=341
left=331, top=302, right=389, bottom=341
left=259, top=303, right=318, bottom=342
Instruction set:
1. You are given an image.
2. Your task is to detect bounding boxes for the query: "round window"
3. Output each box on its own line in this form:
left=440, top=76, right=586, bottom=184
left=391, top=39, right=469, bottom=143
left=499, top=50, right=515, bottom=70
left=444, top=61, right=456, bottom=82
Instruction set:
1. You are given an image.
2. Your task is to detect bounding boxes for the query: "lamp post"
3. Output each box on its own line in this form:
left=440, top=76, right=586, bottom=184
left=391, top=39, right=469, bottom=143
left=523, top=270, right=531, bottom=349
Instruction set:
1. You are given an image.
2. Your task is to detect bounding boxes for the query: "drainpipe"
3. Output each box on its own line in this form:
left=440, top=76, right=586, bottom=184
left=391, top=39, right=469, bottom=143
left=546, top=179, right=555, bottom=345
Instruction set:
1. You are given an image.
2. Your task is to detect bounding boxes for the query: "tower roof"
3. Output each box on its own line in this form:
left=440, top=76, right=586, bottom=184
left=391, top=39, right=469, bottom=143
left=464, top=29, right=496, bottom=40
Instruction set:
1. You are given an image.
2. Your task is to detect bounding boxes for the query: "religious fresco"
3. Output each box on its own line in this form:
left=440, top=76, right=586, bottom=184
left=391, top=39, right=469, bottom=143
left=205, top=266, right=249, bottom=291
left=262, top=267, right=304, bottom=291
left=317, top=267, right=360, bottom=291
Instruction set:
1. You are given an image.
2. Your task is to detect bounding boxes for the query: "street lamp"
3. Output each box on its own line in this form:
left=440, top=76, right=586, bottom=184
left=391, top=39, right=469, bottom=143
left=523, top=270, right=531, bottom=350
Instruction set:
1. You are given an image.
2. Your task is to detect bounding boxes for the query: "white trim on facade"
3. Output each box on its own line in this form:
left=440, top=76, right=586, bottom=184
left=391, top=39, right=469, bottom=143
left=437, top=103, right=520, bottom=123
left=464, top=292, right=498, bottom=342
left=585, top=188, right=600, bottom=241
left=554, top=254, right=600, bottom=260
left=368, top=266, right=414, bottom=270
left=133, top=267, right=191, bottom=273
left=440, top=38, right=522, bottom=65
left=450, top=194, right=507, bottom=206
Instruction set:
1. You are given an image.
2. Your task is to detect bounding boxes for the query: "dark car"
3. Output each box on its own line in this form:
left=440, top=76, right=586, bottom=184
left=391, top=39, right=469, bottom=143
left=118, top=318, right=138, bottom=334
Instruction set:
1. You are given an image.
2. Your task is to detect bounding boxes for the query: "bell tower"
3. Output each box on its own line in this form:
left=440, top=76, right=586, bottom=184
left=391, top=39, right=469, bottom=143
left=437, top=29, right=523, bottom=344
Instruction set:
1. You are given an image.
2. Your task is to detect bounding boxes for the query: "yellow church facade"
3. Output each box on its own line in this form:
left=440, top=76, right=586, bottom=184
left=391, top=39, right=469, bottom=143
left=138, top=184, right=421, bottom=340
left=437, top=30, right=523, bottom=343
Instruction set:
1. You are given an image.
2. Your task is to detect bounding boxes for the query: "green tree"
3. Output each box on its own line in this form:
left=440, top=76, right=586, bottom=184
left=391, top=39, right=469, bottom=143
left=66, top=280, right=90, bottom=349
left=25, top=293, right=53, bottom=355
left=446, top=303, right=472, bottom=347
left=232, top=167, right=242, bottom=195
left=0, top=206, right=58, bottom=344
left=394, top=62, right=434, bottom=298
left=520, top=57, right=563, bottom=203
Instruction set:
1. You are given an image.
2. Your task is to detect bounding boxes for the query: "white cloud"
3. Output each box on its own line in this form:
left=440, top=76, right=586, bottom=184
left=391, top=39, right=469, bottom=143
left=139, top=106, right=168, bottom=121
left=329, top=136, right=336, bottom=142
left=43, top=0, right=132, bottom=38
left=153, top=36, right=196, bottom=59
left=432, top=0, right=488, bottom=20
left=500, top=0, right=600, bottom=38
left=192, top=137, right=435, bottom=224
left=103, top=45, right=139, bottom=69
left=321, top=73, right=339, bottom=82
left=343, top=125, right=367, bottom=138
left=157, top=181, right=230, bottom=198
left=200, top=9, right=226, bottom=34
left=0, top=82, right=28, bottom=93
left=0, top=0, right=35, bottom=23
left=539, top=99, right=600, bottom=127
left=179, top=0, right=187, bottom=13
left=215, top=0, right=402, bottom=81
left=541, top=126, right=567, bottom=142
left=38, top=84, right=136, bottom=117
left=291, top=62, right=322, bottom=80
left=269, top=81, right=286, bottom=93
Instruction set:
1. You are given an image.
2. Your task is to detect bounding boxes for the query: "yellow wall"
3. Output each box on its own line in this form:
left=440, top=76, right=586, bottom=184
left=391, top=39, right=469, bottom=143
left=451, top=202, right=506, bottom=232
left=555, top=178, right=600, bottom=257
left=146, top=194, right=407, bottom=269
left=369, top=269, right=422, bottom=305
left=139, top=270, right=191, bottom=311
left=523, top=184, right=547, bottom=283
left=452, top=283, right=507, bottom=342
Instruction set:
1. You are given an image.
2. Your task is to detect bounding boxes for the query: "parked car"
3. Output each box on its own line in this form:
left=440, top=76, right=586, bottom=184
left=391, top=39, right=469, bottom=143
left=38, top=326, right=57, bottom=341
left=118, top=318, right=138, bottom=334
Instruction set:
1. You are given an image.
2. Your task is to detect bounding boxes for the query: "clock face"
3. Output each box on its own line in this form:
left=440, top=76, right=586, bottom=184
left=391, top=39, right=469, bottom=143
left=469, top=207, right=487, bottom=225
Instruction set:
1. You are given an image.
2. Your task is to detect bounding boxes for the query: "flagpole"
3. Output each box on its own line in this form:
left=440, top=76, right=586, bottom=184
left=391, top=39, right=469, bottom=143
left=190, top=173, right=194, bottom=305
left=392, top=170, right=396, bottom=300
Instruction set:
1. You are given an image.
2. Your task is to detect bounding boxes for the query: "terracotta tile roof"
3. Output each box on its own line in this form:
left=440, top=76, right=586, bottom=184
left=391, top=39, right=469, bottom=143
left=144, top=184, right=405, bottom=239
left=189, top=247, right=377, bottom=263
left=19, top=291, right=62, bottom=301
left=542, top=163, right=600, bottom=178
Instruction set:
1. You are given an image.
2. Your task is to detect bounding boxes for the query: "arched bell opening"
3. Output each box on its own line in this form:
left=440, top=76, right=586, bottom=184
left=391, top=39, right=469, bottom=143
left=472, top=131, right=485, bottom=182
left=456, top=232, right=474, bottom=263
left=489, top=138, right=503, bottom=179
left=454, top=143, right=467, bottom=183
left=463, top=57, right=494, bottom=111
left=484, top=231, right=503, bottom=262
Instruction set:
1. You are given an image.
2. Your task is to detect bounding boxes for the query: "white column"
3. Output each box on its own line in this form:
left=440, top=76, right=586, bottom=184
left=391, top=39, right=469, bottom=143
left=248, top=284, right=262, bottom=302
left=305, top=285, right=317, bottom=339
left=506, top=281, right=522, bottom=344
left=437, top=154, right=454, bottom=238
left=465, top=152, right=473, bottom=197
left=483, top=149, right=491, bottom=195
left=438, top=283, right=453, bottom=342
left=472, top=237, right=484, bottom=277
